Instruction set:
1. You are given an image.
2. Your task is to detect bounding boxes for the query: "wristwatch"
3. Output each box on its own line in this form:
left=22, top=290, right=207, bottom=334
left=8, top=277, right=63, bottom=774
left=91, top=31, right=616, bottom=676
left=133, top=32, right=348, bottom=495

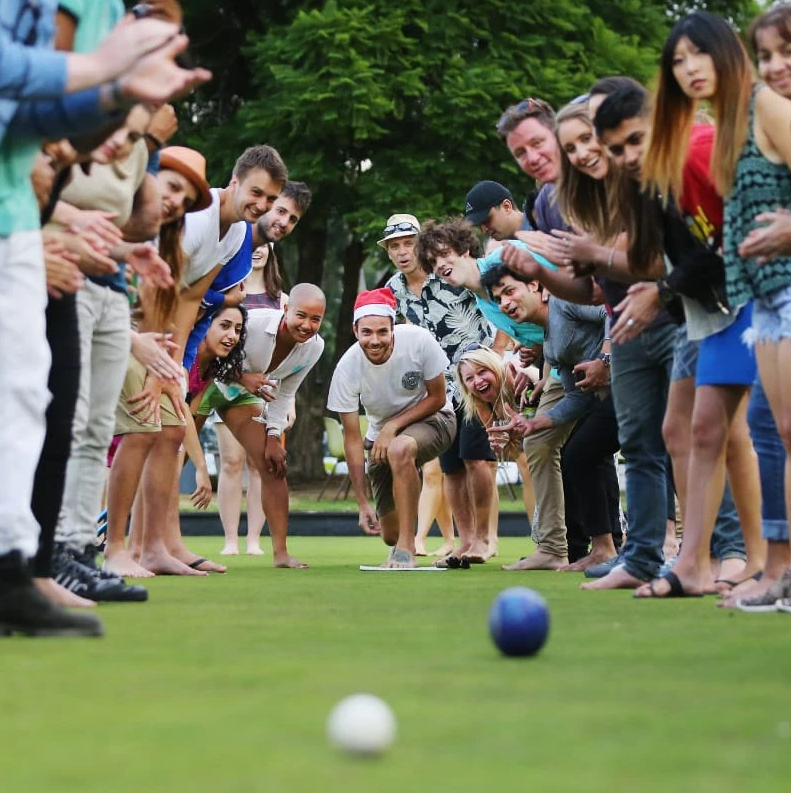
left=597, top=352, right=611, bottom=368
left=656, top=279, right=676, bottom=307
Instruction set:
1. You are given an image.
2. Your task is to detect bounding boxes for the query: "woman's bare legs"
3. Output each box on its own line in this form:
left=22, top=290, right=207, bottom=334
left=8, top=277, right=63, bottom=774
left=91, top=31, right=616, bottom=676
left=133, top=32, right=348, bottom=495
left=103, top=433, right=157, bottom=578
left=515, top=452, right=535, bottom=523
left=415, top=458, right=454, bottom=555
left=244, top=457, right=266, bottom=555
left=721, top=397, right=765, bottom=590
left=215, top=422, right=244, bottom=555
left=487, top=460, right=499, bottom=558
left=138, top=425, right=207, bottom=576
left=221, top=404, right=306, bottom=568
left=635, top=384, right=750, bottom=597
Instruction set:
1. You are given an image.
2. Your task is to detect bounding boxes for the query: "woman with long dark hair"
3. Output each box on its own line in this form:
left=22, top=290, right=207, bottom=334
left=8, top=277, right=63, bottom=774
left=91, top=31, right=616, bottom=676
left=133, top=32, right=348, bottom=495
left=630, top=12, right=770, bottom=598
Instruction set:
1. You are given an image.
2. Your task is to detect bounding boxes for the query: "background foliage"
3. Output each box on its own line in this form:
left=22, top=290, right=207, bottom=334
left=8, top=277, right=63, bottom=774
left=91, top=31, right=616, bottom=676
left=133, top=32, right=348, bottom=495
left=167, top=0, right=760, bottom=478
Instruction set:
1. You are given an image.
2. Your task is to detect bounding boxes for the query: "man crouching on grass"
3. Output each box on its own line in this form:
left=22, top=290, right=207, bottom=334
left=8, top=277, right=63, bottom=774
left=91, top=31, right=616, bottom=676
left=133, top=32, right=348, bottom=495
left=327, top=289, right=456, bottom=568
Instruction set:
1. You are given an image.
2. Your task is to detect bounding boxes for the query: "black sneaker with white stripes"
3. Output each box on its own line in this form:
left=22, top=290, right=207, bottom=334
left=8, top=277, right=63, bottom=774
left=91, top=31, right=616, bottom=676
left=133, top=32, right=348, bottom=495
left=53, top=544, right=148, bottom=603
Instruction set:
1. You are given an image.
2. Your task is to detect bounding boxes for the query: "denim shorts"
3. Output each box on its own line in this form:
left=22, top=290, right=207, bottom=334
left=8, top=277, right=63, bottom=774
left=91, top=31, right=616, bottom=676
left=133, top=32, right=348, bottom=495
left=670, top=324, right=699, bottom=382
left=753, top=284, right=791, bottom=344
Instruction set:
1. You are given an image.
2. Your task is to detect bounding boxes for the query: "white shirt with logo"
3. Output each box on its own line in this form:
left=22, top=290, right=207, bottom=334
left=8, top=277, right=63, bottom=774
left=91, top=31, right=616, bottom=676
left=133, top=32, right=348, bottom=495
left=327, top=324, right=451, bottom=441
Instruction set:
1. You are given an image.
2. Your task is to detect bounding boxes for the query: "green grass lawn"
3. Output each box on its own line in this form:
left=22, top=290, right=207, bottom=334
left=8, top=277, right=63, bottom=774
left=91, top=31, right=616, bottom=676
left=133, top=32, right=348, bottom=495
left=2, top=536, right=789, bottom=793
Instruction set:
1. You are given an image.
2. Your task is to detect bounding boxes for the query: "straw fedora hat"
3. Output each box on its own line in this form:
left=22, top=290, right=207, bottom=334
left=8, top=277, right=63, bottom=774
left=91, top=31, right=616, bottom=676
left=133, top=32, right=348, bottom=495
left=158, top=146, right=212, bottom=213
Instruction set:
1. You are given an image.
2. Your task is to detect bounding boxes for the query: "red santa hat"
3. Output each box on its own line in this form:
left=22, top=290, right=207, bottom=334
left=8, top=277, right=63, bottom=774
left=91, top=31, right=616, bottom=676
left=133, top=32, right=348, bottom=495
left=353, top=288, right=397, bottom=324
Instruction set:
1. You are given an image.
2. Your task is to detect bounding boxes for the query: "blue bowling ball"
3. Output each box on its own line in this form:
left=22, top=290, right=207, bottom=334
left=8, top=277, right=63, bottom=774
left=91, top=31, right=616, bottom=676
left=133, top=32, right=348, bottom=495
left=488, top=586, right=550, bottom=657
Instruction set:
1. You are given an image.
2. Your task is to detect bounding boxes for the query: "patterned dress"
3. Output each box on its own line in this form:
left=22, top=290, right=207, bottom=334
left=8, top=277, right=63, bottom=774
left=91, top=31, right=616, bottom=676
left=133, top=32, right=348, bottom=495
left=723, top=84, right=791, bottom=308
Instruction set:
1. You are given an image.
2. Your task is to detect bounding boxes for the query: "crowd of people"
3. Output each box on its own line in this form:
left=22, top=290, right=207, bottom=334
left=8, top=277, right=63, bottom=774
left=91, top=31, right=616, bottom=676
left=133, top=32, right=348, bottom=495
left=3, top=1, right=791, bottom=638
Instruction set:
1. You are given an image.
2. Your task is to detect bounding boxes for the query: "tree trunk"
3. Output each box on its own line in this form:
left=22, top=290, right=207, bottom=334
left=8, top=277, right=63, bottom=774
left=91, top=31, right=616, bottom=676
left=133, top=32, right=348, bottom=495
left=282, top=222, right=330, bottom=482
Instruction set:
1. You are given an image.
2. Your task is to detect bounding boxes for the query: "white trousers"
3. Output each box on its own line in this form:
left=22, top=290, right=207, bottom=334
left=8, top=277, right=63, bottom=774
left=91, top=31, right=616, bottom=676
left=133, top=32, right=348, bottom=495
left=0, top=231, right=50, bottom=558
left=55, top=280, right=130, bottom=550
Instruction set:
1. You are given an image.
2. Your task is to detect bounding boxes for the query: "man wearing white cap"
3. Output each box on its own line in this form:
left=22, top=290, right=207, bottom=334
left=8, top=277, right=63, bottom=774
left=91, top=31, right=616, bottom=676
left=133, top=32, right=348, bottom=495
left=327, top=289, right=456, bottom=568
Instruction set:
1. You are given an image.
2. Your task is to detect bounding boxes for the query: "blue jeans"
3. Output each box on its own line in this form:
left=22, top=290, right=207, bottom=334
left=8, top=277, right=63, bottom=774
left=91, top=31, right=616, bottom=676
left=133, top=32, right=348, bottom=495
left=611, top=323, right=675, bottom=581
left=747, top=377, right=788, bottom=541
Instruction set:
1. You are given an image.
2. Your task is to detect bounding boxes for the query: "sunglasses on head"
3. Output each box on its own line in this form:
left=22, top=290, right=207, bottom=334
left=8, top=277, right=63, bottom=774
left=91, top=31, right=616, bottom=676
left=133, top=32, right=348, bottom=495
left=383, top=221, right=419, bottom=236
left=496, top=97, right=553, bottom=135
left=453, top=342, right=486, bottom=365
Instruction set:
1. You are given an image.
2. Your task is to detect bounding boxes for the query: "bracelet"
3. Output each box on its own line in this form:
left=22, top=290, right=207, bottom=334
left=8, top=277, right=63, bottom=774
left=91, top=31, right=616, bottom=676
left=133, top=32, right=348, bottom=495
left=607, top=247, right=616, bottom=269
left=145, top=132, right=164, bottom=150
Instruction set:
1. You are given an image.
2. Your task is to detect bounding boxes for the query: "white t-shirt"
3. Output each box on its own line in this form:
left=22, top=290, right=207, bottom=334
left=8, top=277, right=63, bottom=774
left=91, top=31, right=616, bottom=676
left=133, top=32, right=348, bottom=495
left=181, top=188, right=247, bottom=286
left=327, top=324, right=451, bottom=441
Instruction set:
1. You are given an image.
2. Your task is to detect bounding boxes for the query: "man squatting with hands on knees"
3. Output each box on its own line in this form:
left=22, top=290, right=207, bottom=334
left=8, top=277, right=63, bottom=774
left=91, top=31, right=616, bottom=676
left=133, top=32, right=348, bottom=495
left=327, top=289, right=457, bottom=569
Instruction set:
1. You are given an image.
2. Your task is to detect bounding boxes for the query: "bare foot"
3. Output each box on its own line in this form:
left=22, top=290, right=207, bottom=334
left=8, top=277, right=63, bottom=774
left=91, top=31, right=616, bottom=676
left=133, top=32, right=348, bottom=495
left=103, top=549, right=155, bottom=579
left=273, top=554, right=309, bottom=569
left=220, top=545, right=239, bottom=556
left=138, top=552, right=209, bottom=576
left=431, top=542, right=456, bottom=557
left=246, top=546, right=265, bottom=556
left=485, top=540, right=499, bottom=559
left=382, top=548, right=417, bottom=569
left=581, top=564, right=646, bottom=590
left=464, top=541, right=489, bottom=564
left=558, top=549, right=613, bottom=573
left=502, top=549, right=568, bottom=571
left=414, top=544, right=428, bottom=557
left=34, top=577, right=96, bottom=608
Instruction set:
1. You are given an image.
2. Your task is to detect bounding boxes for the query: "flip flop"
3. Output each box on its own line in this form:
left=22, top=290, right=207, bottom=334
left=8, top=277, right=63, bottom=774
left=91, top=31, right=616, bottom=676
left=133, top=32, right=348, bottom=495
left=715, top=571, right=763, bottom=592
left=634, top=571, right=703, bottom=599
left=188, top=557, right=208, bottom=570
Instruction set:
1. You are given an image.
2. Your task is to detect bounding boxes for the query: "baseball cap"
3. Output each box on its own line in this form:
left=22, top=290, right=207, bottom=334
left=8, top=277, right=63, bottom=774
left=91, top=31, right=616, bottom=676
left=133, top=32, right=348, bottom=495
left=464, top=181, right=513, bottom=225
left=377, top=213, right=421, bottom=248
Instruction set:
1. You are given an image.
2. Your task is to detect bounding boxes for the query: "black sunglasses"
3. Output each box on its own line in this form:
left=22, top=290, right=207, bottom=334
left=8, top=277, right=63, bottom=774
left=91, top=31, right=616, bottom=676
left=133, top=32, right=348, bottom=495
left=383, top=221, right=419, bottom=236
left=496, top=97, right=553, bottom=135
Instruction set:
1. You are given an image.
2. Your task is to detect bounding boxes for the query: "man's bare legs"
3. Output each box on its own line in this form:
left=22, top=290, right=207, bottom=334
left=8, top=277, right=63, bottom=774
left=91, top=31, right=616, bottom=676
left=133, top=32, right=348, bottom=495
left=137, top=426, right=207, bottom=576
left=222, top=404, right=306, bottom=568
left=103, top=433, right=157, bottom=578
left=415, top=458, right=454, bottom=556
left=381, top=435, right=420, bottom=568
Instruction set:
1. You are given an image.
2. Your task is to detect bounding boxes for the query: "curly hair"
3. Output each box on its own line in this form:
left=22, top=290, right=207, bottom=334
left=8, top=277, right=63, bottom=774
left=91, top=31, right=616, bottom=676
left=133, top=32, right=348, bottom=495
left=205, top=305, right=248, bottom=384
left=415, top=218, right=483, bottom=274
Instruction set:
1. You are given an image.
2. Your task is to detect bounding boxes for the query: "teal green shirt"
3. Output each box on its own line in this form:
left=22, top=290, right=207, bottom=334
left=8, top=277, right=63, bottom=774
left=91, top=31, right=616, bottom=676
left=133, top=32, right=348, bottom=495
left=0, top=137, right=41, bottom=235
left=58, top=0, right=125, bottom=53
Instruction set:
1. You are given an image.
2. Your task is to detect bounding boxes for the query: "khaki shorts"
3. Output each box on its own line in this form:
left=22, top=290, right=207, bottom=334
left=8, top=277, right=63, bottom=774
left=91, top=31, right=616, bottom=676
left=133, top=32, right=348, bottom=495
left=367, top=409, right=456, bottom=517
left=115, top=355, right=185, bottom=435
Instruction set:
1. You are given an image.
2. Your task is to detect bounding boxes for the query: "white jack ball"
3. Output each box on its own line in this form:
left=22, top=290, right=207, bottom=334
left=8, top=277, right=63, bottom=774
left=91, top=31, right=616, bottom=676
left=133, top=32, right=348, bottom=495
left=327, top=694, right=397, bottom=755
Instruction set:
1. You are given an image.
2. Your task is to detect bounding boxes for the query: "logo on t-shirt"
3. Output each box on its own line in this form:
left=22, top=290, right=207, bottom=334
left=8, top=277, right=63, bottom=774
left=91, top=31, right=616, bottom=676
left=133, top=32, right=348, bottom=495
left=401, top=371, right=421, bottom=390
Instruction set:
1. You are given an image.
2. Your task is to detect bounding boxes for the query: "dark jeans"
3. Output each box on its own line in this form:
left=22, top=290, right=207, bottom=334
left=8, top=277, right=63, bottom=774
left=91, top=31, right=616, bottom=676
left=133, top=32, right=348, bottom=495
left=611, top=323, right=676, bottom=581
left=31, top=294, right=81, bottom=577
left=562, top=394, right=622, bottom=560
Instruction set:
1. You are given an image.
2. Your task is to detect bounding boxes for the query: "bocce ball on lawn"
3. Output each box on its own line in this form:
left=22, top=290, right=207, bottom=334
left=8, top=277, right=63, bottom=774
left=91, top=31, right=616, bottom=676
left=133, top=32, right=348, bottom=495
left=488, top=586, right=550, bottom=657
